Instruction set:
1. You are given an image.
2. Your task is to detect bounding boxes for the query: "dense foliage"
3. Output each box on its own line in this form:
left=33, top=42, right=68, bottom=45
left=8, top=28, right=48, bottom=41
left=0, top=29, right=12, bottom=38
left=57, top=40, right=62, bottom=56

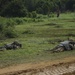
left=0, top=0, right=75, bottom=17
left=0, top=17, right=18, bottom=39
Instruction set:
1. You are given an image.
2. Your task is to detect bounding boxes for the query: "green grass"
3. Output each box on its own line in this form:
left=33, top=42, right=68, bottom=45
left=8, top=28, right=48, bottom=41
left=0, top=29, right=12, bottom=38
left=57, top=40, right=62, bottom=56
left=0, top=12, right=75, bottom=68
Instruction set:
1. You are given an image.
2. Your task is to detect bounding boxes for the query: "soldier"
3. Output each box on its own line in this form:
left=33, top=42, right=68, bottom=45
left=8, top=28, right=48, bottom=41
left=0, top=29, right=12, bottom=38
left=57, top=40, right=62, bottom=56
left=11, top=41, right=22, bottom=48
left=4, top=41, right=22, bottom=50
left=57, top=8, right=60, bottom=18
left=51, top=40, right=75, bottom=52
left=4, top=44, right=17, bottom=50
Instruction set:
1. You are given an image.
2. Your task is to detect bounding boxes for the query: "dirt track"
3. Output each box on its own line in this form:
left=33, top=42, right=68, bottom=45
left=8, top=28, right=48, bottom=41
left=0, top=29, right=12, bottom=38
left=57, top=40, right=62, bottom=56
left=0, top=56, right=75, bottom=75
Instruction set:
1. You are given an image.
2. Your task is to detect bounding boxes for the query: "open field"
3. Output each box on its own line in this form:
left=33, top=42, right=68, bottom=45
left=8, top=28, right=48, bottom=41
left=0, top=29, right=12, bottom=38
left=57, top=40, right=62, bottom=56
left=0, top=12, right=75, bottom=69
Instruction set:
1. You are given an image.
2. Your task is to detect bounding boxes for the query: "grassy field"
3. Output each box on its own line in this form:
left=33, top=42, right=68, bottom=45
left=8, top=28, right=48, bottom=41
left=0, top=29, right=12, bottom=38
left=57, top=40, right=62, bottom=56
left=0, top=12, right=75, bottom=68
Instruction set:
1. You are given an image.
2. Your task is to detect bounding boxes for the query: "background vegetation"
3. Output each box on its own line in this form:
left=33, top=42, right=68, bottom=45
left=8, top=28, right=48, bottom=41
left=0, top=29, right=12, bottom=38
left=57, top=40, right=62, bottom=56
left=0, top=0, right=75, bottom=39
left=0, top=0, right=75, bottom=17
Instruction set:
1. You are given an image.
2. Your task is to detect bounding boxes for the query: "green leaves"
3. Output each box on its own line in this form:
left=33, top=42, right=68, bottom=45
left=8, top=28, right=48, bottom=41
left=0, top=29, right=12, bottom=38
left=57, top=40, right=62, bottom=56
left=0, top=0, right=28, bottom=17
left=0, top=0, right=75, bottom=17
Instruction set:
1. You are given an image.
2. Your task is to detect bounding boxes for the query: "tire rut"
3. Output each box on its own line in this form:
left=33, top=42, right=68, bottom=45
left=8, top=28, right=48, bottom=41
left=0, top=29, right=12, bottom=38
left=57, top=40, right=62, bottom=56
left=0, top=57, right=75, bottom=75
left=18, top=63, right=75, bottom=75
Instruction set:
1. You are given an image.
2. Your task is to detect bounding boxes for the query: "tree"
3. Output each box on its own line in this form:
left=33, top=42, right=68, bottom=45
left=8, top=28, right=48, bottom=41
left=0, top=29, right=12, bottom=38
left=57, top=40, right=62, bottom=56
left=0, top=0, right=28, bottom=17
left=0, top=0, right=75, bottom=17
left=36, top=0, right=50, bottom=15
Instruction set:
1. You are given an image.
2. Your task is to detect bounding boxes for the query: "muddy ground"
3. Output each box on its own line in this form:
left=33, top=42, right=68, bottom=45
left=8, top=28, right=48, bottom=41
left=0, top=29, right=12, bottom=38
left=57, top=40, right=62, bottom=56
left=0, top=56, right=75, bottom=75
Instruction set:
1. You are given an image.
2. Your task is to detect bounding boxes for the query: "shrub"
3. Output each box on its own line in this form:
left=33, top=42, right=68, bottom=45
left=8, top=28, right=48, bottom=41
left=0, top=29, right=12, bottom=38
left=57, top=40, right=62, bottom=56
left=4, top=27, right=18, bottom=38
left=0, top=20, right=17, bottom=39
left=49, top=12, right=54, bottom=17
left=32, top=11, right=37, bottom=18
left=27, top=12, right=33, bottom=18
left=23, top=19, right=28, bottom=22
left=0, top=23, right=5, bottom=32
left=15, top=18, right=24, bottom=25
left=6, top=19, right=16, bottom=27
left=0, top=34, right=5, bottom=40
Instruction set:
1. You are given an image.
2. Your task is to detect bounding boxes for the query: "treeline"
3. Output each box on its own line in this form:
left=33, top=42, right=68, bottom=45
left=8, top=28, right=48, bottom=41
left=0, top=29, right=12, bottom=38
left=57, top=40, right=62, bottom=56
left=0, top=0, right=75, bottom=17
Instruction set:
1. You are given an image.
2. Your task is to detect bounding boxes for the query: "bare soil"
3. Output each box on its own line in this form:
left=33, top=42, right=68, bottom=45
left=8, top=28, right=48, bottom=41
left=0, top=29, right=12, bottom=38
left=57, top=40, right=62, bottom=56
left=0, top=56, right=75, bottom=75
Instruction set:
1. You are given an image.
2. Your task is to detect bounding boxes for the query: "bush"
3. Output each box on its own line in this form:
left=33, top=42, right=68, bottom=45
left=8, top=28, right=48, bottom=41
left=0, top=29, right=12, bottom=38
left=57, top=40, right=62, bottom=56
left=15, top=18, right=24, bottom=25
left=27, top=12, right=33, bottom=18
left=27, top=11, right=37, bottom=18
left=49, top=12, right=54, bottom=17
left=0, top=23, right=5, bottom=32
left=4, top=27, right=18, bottom=38
left=32, top=11, right=37, bottom=18
left=0, top=34, right=5, bottom=40
left=0, top=19, right=18, bottom=39
left=23, top=19, right=28, bottom=22
left=6, top=19, right=16, bottom=27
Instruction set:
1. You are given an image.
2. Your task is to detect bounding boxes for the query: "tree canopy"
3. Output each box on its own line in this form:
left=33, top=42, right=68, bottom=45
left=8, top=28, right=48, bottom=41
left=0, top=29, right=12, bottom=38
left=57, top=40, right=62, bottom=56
left=0, top=0, right=75, bottom=17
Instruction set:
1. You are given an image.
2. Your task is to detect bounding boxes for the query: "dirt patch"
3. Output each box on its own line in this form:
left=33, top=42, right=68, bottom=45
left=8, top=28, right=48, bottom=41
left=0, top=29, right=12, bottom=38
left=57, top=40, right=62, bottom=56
left=0, top=56, right=75, bottom=75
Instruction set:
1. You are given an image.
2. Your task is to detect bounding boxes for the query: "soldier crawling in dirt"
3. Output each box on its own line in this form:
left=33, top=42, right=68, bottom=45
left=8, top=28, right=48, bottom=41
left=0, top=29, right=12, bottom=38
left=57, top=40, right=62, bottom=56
left=51, top=40, right=75, bottom=52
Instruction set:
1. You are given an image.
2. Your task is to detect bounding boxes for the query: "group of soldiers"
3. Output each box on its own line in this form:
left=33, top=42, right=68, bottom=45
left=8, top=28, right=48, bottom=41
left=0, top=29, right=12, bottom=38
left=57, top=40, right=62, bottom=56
left=0, top=41, right=22, bottom=51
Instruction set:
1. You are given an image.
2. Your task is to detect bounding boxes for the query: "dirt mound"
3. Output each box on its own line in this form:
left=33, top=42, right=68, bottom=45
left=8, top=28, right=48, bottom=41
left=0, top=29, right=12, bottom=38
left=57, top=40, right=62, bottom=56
left=0, top=56, right=75, bottom=75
